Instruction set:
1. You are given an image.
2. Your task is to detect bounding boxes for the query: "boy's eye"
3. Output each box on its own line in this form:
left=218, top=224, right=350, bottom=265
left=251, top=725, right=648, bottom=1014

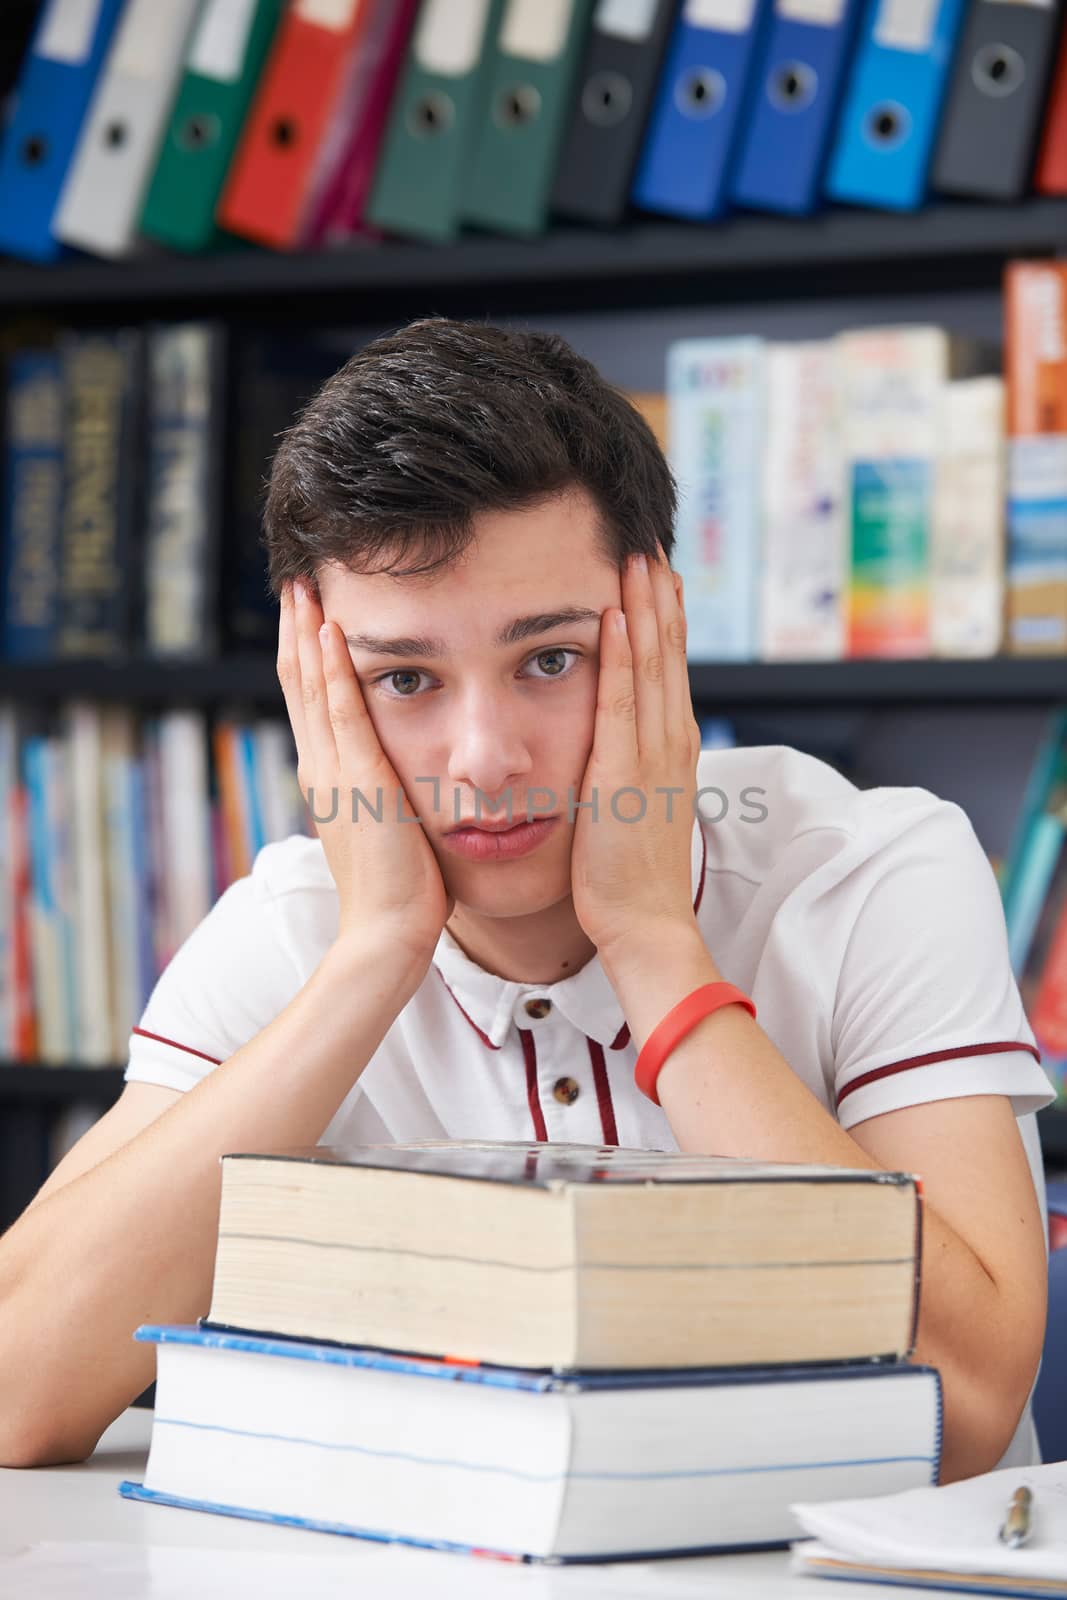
left=371, top=648, right=580, bottom=700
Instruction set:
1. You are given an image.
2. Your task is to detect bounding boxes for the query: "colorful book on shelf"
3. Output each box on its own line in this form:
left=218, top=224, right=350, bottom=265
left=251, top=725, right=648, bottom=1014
left=929, top=376, right=1006, bottom=659
left=301, top=0, right=421, bottom=248
left=140, top=0, right=287, bottom=255
left=120, top=1321, right=942, bottom=1561
left=1003, top=261, right=1067, bottom=658
left=666, top=336, right=765, bottom=663
left=1001, top=709, right=1067, bottom=921
left=57, top=329, right=147, bottom=660
left=461, top=0, right=597, bottom=239
left=143, top=323, right=227, bottom=660
left=1008, top=731, right=1067, bottom=977
left=834, top=326, right=989, bottom=660
left=760, top=340, right=846, bottom=661
left=216, top=0, right=380, bottom=251
left=0, top=347, right=64, bottom=664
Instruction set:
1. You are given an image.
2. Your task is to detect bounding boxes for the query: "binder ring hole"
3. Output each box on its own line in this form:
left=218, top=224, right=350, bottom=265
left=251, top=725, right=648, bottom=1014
left=104, top=121, right=128, bottom=150
left=178, top=113, right=222, bottom=152
left=20, top=135, right=48, bottom=167
left=676, top=67, right=726, bottom=119
left=972, top=42, right=1025, bottom=97
left=271, top=117, right=298, bottom=149
left=407, top=92, right=454, bottom=137
left=582, top=70, right=633, bottom=127
left=495, top=84, right=541, bottom=128
left=864, top=100, right=910, bottom=147
left=768, top=61, right=817, bottom=112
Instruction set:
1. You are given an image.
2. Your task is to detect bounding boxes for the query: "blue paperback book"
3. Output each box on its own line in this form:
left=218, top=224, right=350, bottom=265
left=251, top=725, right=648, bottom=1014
left=120, top=1322, right=942, bottom=1562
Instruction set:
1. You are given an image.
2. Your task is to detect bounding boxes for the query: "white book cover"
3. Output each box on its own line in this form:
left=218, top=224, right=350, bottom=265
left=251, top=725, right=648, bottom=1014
left=53, top=0, right=203, bottom=257
left=931, top=376, right=1006, bottom=659
left=760, top=341, right=846, bottom=660
left=159, top=711, right=214, bottom=952
left=65, top=702, right=115, bottom=1064
left=667, top=337, right=764, bottom=662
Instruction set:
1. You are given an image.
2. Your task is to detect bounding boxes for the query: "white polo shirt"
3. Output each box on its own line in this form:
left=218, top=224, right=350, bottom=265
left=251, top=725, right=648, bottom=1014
left=125, top=742, right=1056, bottom=1468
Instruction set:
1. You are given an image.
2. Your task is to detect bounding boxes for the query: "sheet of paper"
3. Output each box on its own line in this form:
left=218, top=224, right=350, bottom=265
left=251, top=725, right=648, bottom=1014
left=792, top=1461, right=1067, bottom=1581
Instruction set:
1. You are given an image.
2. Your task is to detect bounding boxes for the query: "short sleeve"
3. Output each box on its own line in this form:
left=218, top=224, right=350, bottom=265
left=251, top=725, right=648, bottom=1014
left=124, top=858, right=306, bottom=1093
left=830, top=799, right=1057, bottom=1130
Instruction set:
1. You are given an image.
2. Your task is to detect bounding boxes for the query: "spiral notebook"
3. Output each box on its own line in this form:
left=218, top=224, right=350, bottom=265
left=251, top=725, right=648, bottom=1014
left=790, top=1460, right=1067, bottom=1596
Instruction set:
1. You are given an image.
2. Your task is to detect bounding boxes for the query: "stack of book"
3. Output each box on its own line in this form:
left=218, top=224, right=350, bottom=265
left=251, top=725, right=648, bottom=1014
left=120, top=1140, right=942, bottom=1562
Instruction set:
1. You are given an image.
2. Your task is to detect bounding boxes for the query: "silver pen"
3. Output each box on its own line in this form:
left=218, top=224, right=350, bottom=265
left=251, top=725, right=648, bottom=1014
left=999, top=1485, right=1033, bottom=1549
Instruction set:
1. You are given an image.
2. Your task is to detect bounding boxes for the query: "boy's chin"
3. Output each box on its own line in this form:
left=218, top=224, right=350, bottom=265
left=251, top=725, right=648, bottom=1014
left=445, top=868, right=573, bottom=920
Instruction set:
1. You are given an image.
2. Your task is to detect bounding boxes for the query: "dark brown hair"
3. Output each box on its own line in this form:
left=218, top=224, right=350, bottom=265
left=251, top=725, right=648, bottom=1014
left=263, top=317, right=676, bottom=596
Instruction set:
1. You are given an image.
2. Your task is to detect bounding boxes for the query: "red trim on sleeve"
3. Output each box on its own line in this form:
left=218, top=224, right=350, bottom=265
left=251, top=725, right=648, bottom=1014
left=519, top=1029, right=548, bottom=1142
left=836, top=1040, right=1043, bottom=1108
left=587, top=1038, right=619, bottom=1146
left=131, top=1027, right=222, bottom=1067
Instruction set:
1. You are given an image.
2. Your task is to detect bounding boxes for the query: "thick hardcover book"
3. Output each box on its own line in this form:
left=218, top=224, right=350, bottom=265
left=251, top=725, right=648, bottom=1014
left=57, top=328, right=146, bottom=658
left=204, top=1140, right=923, bottom=1372
left=120, top=1320, right=942, bottom=1562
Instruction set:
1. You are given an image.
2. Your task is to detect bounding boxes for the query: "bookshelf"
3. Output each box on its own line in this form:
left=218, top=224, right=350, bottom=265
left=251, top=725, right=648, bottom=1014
left=2, top=200, right=1067, bottom=1230
left=0, top=198, right=1064, bottom=318
left=1, top=655, right=1066, bottom=708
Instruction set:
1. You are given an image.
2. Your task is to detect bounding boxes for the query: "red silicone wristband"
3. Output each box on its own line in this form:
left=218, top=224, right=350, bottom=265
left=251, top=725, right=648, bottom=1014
left=634, top=982, right=757, bottom=1106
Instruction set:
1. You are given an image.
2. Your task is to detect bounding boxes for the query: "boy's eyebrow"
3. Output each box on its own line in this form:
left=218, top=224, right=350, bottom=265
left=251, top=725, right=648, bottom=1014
left=342, top=607, right=603, bottom=658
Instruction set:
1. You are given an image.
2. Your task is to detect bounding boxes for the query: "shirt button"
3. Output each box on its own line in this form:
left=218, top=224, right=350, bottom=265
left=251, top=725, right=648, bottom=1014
left=553, top=1076, right=580, bottom=1105
left=524, top=998, right=552, bottom=1018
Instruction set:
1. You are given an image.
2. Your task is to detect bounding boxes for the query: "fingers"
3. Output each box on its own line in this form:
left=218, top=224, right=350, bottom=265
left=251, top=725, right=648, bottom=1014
left=648, top=553, right=695, bottom=755
left=277, top=581, right=310, bottom=788
left=622, top=552, right=666, bottom=760
left=293, top=580, right=340, bottom=804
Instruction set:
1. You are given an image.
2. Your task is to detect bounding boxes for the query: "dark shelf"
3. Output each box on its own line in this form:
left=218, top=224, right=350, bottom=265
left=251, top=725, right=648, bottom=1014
left=0, top=653, right=1064, bottom=707
left=0, top=1065, right=125, bottom=1102
left=1, top=199, right=1065, bottom=317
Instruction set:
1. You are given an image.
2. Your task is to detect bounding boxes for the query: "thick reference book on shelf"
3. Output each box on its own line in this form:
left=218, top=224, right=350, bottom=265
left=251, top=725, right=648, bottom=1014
left=119, top=1322, right=942, bottom=1562
left=203, top=1140, right=923, bottom=1371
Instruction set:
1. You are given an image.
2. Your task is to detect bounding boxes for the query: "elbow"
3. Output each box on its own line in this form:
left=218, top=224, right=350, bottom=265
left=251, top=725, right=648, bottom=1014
left=0, top=1417, right=97, bottom=1469
left=938, top=1322, right=1045, bottom=1484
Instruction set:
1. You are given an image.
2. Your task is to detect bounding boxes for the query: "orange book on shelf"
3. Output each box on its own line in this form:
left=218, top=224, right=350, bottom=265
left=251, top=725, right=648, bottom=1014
left=217, top=0, right=377, bottom=250
left=212, top=722, right=251, bottom=884
left=1003, top=262, right=1067, bottom=656
left=1035, top=28, right=1067, bottom=195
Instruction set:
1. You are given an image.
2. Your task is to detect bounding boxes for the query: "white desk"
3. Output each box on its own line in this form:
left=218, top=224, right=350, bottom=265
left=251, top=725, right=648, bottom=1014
left=0, top=1408, right=936, bottom=1598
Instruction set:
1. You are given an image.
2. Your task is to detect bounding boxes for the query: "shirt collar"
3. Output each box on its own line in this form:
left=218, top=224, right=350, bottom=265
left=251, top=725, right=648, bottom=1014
left=431, top=819, right=708, bottom=1052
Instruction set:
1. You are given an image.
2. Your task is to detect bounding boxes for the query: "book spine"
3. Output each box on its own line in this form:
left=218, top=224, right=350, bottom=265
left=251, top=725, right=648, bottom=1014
left=65, top=702, right=114, bottom=1064
left=760, top=341, right=846, bottom=660
left=666, top=338, right=764, bottom=662
left=1004, top=261, right=1067, bottom=656
left=836, top=327, right=946, bottom=659
left=929, top=376, right=1006, bottom=658
left=1, top=350, right=64, bottom=662
left=57, top=330, right=146, bottom=658
left=144, top=323, right=225, bottom=658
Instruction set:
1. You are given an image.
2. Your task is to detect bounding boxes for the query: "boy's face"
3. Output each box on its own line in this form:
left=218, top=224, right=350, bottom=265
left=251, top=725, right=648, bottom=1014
left=316, top=487, right=625, bottom=922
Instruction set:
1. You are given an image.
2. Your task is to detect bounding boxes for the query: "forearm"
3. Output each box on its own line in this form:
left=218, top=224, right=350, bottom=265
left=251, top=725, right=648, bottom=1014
left=0, top=936, right=426, bottom=1467
left=601, top=926, right=1028, bottom=1485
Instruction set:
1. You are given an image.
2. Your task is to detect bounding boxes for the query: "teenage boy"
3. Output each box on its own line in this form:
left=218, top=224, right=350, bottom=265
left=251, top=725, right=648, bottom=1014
left=0, top=319, right=1054, bottom=1484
